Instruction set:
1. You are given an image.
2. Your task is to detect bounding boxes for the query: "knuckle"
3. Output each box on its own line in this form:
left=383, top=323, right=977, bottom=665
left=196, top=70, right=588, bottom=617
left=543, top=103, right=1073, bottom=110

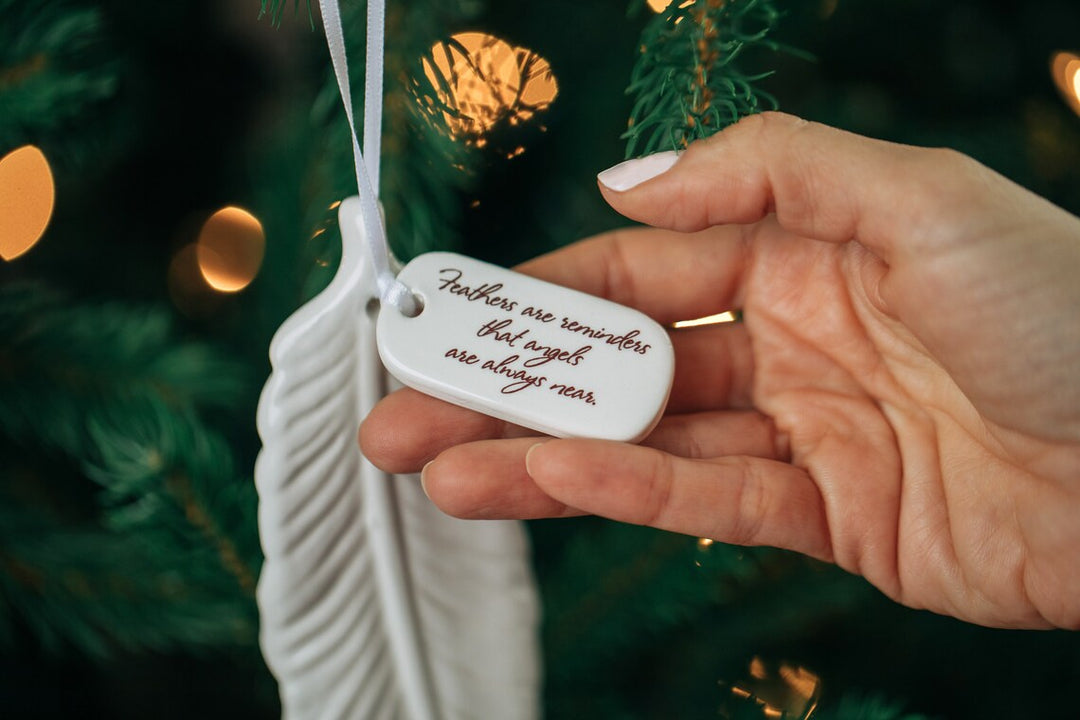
left=725, top=457, right=769, bottom=546
left=640, top=452, right=676, bottom=528
left=595, top=231, right=636, bottom=306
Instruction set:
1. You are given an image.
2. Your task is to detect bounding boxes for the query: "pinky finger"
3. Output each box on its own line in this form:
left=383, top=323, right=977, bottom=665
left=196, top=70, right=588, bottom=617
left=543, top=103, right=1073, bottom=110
left=525, top=439, right=833, bottom=562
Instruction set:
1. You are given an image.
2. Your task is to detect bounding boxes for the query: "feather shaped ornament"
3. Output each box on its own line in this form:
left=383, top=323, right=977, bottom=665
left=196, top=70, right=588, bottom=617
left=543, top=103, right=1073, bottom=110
left=255, top=198, right=542, bottom=719
left=254, top=0, right=540, bottom=715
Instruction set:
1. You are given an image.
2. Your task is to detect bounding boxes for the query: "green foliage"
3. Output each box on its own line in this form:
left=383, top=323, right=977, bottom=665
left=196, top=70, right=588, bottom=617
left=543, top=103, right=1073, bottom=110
left=624, top=0, right=786, bottom=157
left=719, top=689, right=929, bottom=720
left=259, top=0, right=313, bottom=27
left=813, top=694, right=930, bottom=720
left=0, top=283, right=260, bottom=658
left=0, top=284, right=246, bottom=453
left=537, top=519, right=879, bottom=717
left=0, top=496, right=253, bottom=658
left=0, top=0, right=119, bottom=161
left=4, top=0, right=1080, bottom=715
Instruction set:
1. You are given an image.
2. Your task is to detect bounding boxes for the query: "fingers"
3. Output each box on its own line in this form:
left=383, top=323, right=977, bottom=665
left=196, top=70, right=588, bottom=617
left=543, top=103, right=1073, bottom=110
left=420, top=437, right=583, bottom=520
left=362, top=319, right=756, bottom=472
left=598, top=111, right=974, bottom=265
left=359, top=388, right=528, bottom=473
left=525, top=440, right=832, bottom=560
left=643, top=410, right=789, bottom=461
left=667, top=322, right=754, bottom=412
left=515, top=224, right=747, bottom=324
left=419, top=411, right=799, bottom=540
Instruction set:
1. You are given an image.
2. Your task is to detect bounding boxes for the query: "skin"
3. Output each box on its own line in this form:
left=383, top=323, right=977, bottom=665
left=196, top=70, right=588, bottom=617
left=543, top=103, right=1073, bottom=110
left=361, top=112, right=1080, bottom=630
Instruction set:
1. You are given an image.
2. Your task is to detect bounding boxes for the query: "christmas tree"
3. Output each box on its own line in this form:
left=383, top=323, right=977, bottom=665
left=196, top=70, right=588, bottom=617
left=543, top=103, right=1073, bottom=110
left=2, top=0, right=1079, bottom=717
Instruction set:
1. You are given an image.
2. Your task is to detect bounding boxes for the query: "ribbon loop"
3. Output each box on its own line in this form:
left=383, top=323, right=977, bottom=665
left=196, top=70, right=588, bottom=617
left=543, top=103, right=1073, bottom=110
left=319, top=0, right=417, bottom=317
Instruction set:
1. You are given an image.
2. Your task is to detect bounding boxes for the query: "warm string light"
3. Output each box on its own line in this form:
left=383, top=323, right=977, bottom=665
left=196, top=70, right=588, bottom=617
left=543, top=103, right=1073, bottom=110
left=422, top=32, right=558, bottom=147
left=647, top=0, right=693, bottom=12
left=168, top=205, right=266, bottom=317
left=0, top=145, right=55, bottom=262
left=1050, top=51, right=1080, bottom=117
left=727, top=657, right=822, bottom=719
left=195, top=206, right=266, bottom=293
left=647, top=0, right=693, bottom=15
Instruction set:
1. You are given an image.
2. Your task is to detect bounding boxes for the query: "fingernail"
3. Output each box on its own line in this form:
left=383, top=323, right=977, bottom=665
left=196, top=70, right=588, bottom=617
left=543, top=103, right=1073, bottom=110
left=420, top=461, right=434, bottom=498
left=524, top=441, right=548, bottom=478
left=597, top=151, right=680, bottom=191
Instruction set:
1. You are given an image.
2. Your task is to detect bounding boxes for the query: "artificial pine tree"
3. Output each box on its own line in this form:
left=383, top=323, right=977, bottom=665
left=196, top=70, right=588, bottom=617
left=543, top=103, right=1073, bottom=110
left=2, top=0, right=1079, bottom=717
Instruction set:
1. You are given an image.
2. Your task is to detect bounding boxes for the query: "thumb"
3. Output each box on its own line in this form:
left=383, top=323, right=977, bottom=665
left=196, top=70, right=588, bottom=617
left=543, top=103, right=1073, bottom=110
left=597, top=112, right=977, bottom=265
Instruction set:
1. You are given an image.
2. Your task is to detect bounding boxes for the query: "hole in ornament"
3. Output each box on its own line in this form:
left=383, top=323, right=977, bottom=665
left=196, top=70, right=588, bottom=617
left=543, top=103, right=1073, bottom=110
left=401, top=291, right=424, bottom=319
left=365, top=297, right=380, bottom=318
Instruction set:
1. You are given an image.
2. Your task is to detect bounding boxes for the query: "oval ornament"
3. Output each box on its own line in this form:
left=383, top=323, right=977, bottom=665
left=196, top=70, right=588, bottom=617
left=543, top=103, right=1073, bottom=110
left=377, top=252, right=674, bottom=442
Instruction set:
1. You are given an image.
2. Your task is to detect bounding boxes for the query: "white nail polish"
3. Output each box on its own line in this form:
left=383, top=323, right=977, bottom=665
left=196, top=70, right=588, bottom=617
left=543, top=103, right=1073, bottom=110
left=597, top=151, right=680, bottom=191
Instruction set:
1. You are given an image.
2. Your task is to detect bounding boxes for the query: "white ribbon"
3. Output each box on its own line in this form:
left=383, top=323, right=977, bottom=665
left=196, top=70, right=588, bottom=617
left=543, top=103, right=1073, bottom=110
left=319, top=0, right=418, bottom=316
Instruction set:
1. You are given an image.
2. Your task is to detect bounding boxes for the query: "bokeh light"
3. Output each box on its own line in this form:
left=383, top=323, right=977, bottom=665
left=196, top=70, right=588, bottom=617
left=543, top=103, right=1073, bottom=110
left=195, top=206, right=265, bottom=292
left=1050, top=51, right=1080, bottom=117
left=647, top=0, right=693, bottom=13
left=0, top=145, right=55, bottom=262
left=423, top=32, right=558, bottom=142
left=728, top=657, right=822, bottom=719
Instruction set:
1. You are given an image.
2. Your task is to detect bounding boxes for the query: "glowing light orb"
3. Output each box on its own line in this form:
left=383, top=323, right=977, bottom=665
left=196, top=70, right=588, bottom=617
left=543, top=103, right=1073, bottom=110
left=423, top=32, right=558, bottom=140
left=647, top=0, right=693, bottom=13
left=730, top=657, right=822, bottom=719
left=1050, top=51, right=1080, bottom=117
left=195, top=206, right=265, bottom=292
left=0, top=145, right=55, bottom=262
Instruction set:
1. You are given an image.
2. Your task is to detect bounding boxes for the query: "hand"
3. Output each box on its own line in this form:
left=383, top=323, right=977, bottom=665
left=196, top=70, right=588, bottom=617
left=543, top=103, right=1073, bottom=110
left=361, top=112, right=1080, bottom=629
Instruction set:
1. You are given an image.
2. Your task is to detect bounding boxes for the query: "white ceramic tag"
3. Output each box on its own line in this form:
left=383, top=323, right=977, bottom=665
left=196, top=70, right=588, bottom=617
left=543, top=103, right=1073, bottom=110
left=376, top=252, right=674, bottom=442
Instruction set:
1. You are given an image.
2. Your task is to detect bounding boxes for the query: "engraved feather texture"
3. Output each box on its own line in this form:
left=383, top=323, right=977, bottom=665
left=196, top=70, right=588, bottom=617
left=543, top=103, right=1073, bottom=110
left=255, top=197, right=541, bottom=719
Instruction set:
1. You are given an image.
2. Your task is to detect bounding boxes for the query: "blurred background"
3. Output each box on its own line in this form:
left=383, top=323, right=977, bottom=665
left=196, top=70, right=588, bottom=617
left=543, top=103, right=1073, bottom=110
left=2, top=0, right=1079, bottom=717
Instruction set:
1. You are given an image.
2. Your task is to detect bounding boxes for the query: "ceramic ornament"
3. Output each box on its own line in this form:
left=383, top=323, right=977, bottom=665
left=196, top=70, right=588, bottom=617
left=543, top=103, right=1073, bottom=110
left=255, top=197, right=542, bottom=719
left=378, top=253, right=674, bottom=442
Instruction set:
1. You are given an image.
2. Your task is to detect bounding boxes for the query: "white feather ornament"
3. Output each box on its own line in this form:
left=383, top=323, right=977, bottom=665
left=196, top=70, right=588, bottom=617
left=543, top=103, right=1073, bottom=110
left=255, top=198, right=542, bottom=719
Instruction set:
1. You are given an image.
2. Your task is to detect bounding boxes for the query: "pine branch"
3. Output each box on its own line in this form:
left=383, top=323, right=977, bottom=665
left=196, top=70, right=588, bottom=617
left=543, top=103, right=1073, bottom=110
left=718, top=689, right=930, bottom=720
left=84, top=399, right=262, bottom=595
left=0, top=283, right=248, bottom=456
left=0, top=284, right=262, bottom=656
left=813, top=694, right=931, bottom=720
left=624, top=0, right=789, bottom=157
left=0, top=0, right=119, bottom=160
left=0, top=487, right=256, bottom=658
left=539, top=520, right=881, bottom=716
left=258, top=0, right=313, bottom=28
left=541, top=522, right=779, bottom=681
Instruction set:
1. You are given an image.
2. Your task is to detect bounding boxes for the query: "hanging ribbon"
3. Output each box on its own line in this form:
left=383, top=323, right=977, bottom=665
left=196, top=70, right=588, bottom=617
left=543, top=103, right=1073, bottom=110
left=318, top=0, right=418, bottom=316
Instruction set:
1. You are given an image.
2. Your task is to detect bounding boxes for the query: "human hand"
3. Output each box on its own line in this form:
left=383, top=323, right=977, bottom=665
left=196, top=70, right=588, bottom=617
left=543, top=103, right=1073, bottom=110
left=361, top=112, right=1080, bottom=629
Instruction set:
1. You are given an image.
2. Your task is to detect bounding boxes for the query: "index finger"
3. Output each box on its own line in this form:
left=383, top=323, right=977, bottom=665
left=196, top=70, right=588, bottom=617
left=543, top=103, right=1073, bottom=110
left=597, top=111, right=981, bottom=266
